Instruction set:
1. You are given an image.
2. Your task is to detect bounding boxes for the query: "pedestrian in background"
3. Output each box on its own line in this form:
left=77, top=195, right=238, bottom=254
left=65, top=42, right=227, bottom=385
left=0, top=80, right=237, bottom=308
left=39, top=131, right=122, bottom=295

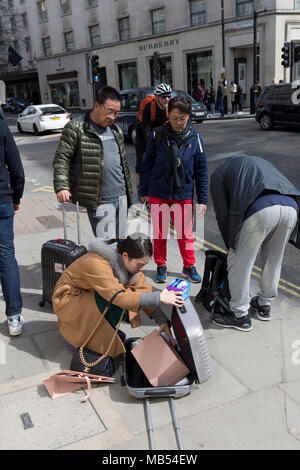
left=195, top=84, right=204, bottom=103
left=254, top=81, right=263, bottom=107
left=135, top=83, right=172, bottom=194
left=216, top=81, right=224, bottom=118
left=208, top=86, right=216, bottom=117
left=139, top=96, right=208, bottom=283
left=0, top=101, right=5, bottom=121
left=53, top=86, right=133, bottom=239
left=236, top=82, right=243, bottom=112
left=210, top=154, right=300, bottom=332
left=0, top=120, right=25, bottom=336
left=230, top=81, right=237, bottom=114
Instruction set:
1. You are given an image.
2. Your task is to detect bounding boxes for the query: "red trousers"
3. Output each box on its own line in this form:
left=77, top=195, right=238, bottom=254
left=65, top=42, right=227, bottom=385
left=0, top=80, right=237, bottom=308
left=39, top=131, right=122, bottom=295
left=149, top=196, right=195, bottom=268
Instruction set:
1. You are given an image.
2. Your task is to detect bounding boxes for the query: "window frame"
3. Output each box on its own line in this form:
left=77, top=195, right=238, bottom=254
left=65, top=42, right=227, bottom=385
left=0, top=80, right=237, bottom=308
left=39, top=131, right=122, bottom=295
left=37, top=0, right=48, bottom=22
left=64, top=31, right=74, bottom=52
left=118, top=17, right=130, bottom=42
left=61, top=0, right=72, bottom=16
left=151, top=8, right=165, bottom=35
left=89, top=24, right=101, bottom=47
left=190, top=0, right=206, bottom=27
left=236, top=0, right=254, bottom=17
left=42, top=36, right=52, bottom=57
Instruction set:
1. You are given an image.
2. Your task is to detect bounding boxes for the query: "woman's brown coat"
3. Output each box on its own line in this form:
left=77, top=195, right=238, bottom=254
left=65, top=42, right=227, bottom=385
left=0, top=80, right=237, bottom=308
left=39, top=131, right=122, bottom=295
left=52, top=239, right=155, bottom=358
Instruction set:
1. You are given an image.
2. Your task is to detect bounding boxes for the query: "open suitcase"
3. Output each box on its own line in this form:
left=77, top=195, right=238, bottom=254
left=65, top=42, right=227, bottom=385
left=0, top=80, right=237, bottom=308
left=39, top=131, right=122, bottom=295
left=121, top=297, right=212, bottom=449
left=39, top=202, right=87, bottom=307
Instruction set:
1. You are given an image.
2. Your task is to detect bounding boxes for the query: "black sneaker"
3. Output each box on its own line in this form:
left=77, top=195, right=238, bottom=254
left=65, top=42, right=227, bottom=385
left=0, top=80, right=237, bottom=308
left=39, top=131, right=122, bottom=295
left=250, top=296, right=271, bottom=321
left=212, top=312, right=253, bottom=332
left=156, top=265, right=167, bottom=283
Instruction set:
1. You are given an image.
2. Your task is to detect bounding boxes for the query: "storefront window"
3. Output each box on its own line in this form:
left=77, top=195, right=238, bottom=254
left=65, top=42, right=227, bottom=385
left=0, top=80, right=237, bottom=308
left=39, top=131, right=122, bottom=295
left=150, top=56, right=173, bottom=87
left=187, top=51, right=213, bottom=98
left=49, top=81, right=80, bottom=107
left=118, top=63, right=138, bottom=90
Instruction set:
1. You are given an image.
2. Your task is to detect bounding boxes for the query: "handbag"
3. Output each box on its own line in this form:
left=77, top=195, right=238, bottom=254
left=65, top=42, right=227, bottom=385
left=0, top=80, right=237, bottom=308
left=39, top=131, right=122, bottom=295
left=70, top=290, right=126, bottom=376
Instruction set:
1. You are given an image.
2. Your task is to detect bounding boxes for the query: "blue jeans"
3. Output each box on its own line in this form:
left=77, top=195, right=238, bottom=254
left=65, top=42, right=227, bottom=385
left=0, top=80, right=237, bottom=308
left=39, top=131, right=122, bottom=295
left=216, top=99, right=224, bottom=116
left=0, top=203, right=22, bottom=318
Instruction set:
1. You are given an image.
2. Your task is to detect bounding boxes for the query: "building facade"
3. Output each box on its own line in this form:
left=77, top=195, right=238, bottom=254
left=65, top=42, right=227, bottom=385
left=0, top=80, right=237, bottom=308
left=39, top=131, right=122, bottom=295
left=0, top=0, right=40, bottom=102
left=2, top=0, right=300, bottom=108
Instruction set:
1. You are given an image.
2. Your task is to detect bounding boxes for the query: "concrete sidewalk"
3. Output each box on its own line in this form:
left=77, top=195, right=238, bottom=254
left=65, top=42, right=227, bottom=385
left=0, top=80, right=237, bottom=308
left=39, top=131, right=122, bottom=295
left=0, top=194, right=300, bottom=450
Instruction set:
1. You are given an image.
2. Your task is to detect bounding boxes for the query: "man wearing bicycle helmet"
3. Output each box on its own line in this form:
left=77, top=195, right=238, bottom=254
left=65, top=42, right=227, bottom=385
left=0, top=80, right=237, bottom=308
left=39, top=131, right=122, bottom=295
left=135, top=83, right=172, bottom=189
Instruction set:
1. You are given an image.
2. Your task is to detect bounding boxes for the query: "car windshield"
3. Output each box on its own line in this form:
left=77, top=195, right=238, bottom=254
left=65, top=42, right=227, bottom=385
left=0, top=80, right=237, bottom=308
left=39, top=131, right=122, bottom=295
left=40, top=106, right=65, bottom=115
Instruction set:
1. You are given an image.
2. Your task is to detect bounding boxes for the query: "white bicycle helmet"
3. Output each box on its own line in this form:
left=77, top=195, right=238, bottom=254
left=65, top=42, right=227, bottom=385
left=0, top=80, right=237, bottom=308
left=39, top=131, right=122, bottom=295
left=154, top=83, right=172, bottom=96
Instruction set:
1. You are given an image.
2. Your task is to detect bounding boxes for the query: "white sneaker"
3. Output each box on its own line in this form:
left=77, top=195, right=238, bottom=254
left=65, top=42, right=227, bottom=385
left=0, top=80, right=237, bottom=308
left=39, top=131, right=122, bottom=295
left=8, top=316, right=24, bottom=336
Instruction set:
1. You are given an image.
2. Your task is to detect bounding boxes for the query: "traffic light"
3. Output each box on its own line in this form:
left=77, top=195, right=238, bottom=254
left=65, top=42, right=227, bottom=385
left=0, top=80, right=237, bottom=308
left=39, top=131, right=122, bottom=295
left=281, top=42, right=291, bottom=68
left=294, top=44, right=300, bottom=63
left=91, top=54, right=100, bottom=82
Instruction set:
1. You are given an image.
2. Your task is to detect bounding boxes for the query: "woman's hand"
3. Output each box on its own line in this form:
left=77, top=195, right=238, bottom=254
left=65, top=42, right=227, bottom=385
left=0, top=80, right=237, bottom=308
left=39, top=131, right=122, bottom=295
left=159, top=322, right=176, bottom=347
left=198, top=204, right=207, bottom=216
left=160, top=288, right=184, bottom=307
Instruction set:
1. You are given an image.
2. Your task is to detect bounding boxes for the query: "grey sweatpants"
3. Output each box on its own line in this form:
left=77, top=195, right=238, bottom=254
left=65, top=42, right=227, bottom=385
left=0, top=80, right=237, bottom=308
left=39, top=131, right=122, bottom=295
left=227, top=205, right=297, bottom=318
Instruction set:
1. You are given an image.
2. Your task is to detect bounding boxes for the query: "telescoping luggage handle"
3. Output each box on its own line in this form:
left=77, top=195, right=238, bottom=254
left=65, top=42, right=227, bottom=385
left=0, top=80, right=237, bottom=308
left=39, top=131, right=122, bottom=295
left=62, top=201, right=82, bottom=246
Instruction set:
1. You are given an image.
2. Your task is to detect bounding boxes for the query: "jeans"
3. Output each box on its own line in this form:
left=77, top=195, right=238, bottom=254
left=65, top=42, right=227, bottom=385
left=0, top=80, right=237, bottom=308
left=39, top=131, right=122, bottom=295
left=216, top=99, right=224, bottom=116
left=0, top=203, right=22, bottom=318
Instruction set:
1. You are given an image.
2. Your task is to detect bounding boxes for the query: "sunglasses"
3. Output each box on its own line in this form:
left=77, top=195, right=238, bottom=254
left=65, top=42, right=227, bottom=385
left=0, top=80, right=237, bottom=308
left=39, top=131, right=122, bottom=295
left=160, top=95, right=171, bottom=99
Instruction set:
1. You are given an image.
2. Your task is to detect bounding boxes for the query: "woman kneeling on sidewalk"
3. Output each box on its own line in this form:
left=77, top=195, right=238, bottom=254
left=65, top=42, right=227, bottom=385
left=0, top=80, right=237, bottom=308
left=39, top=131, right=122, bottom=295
left=52, top=233, right=183, bottom=358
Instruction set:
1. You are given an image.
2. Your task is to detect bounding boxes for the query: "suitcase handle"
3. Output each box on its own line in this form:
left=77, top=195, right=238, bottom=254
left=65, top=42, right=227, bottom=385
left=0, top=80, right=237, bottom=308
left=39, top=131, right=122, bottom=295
left=62, top=201, right=82, bottom=246
left=145, top=389, right=176, bottom=397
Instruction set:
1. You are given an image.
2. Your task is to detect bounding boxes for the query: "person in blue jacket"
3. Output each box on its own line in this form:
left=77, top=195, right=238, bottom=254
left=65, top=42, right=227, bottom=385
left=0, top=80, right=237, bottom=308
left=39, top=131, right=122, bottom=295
left=0, top=120, right=25, bottom=336
left=139, top=95, right=209, bottom=283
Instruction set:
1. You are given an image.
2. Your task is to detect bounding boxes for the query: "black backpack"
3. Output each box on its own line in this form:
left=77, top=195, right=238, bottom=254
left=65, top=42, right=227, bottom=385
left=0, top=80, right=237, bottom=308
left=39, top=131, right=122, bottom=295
left=196, top=250, right=231, bottom=319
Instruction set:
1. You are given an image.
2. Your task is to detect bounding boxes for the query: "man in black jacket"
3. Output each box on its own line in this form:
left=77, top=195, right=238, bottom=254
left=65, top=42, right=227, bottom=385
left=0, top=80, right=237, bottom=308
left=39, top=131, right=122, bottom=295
left=210, top=154, right=300, bottom=332
left=0, top=120, right=25, bottom=335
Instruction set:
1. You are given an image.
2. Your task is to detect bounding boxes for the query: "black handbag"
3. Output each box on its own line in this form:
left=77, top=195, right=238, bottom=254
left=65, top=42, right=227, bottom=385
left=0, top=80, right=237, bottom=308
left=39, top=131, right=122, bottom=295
left=70, top=290, right=126, bottom=376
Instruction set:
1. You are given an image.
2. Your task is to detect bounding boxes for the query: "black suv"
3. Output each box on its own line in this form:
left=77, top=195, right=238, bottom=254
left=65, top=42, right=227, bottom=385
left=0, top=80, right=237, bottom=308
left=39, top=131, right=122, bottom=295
left=256, top=83, right=300, bottom=130
left=116, top=88, right=207, bottom=144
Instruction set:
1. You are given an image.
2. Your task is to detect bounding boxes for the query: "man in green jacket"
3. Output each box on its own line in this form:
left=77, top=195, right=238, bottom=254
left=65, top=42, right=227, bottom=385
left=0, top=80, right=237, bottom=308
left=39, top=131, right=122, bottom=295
left=53, top=86, right=133, bottom=238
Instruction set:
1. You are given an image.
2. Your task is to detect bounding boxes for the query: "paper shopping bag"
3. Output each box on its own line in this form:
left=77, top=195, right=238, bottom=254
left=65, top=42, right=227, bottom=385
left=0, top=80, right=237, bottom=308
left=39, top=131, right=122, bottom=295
left=43, top=370, right=116, bottom=399
left=131, top=330, right=190, bottom=387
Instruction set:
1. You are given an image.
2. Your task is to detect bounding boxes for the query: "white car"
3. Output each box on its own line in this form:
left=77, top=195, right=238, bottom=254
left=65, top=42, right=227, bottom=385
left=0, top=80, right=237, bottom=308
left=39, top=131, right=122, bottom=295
left=17, top=104, right=71, bottom=135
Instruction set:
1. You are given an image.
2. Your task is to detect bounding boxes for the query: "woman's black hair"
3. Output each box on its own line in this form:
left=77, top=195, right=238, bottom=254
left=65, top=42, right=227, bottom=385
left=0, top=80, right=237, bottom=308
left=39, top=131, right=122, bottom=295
left=105, top=233, right=153, bottom=259
left=168, top=95, right=192, bottom=115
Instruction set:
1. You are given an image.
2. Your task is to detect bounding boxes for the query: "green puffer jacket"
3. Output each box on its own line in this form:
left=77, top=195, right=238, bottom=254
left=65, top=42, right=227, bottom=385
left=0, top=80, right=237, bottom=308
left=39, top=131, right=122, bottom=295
left=53, top=112, right=133, bottom=210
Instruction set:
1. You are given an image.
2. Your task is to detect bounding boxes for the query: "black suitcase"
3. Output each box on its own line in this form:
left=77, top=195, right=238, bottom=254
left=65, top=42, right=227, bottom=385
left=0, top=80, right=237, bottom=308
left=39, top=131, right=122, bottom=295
left=39, top=202, right=87, bottom=307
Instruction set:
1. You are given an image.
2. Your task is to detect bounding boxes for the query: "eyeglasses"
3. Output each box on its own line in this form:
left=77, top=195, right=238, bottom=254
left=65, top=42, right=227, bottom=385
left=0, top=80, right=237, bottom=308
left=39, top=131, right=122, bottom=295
left=169, top=116, right=189, bottom=124
left=101, top=105, right=120, bottom=117
left=160, top=95, right=171, bottom=100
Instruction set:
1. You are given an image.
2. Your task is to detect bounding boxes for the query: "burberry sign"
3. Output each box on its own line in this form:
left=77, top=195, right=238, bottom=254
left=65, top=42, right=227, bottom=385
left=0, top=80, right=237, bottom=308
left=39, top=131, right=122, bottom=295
left=139, top=38, right=180, bottom=52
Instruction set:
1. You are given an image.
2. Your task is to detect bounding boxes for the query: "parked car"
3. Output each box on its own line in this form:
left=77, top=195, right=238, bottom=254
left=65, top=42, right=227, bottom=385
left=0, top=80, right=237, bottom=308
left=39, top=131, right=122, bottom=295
left=256, top=83, right=300, bottom=131
left=3, top=97, right=31, bottom=113
left=116, top=88, right=207, bottom=144
left=17, top=104, right=71, bottom=135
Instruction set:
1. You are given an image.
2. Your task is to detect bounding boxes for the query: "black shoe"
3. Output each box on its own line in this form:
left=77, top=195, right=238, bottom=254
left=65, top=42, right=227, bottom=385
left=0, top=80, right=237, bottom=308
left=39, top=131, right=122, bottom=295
left=156, top=265, right=167, bottom=283
left=212, top=312, right=253, bottom=332
left=249, top=296, right=271, bottom=321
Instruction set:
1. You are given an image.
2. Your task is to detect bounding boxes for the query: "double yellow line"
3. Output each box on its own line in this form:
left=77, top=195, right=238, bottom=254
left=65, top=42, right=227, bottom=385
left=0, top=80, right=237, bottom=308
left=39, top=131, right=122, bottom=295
left=129, top=204, right=300, bottom=299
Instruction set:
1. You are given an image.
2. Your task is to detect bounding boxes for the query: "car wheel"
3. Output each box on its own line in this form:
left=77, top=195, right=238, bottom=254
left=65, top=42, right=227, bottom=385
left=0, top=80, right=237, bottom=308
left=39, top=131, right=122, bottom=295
left=33, top=124, right=40, bottom=136
left=259, top=113, right=273, bottom=131
left=129, top=126, right=137, bottom=145
left=17, top=123, right=23, bottom=134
